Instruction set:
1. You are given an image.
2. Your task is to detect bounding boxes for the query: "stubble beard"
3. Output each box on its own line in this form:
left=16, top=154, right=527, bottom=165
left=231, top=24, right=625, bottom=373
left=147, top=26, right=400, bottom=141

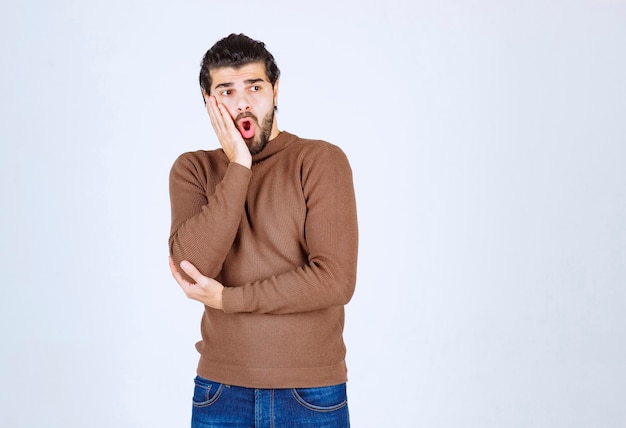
left=243, top=109, right=275, bottom=156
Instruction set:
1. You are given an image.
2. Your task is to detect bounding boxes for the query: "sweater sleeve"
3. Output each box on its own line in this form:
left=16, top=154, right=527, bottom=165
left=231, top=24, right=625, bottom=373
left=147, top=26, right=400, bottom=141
left=222, top=145, right=358, bottom=315
left=168, top=152, right=252, bottom=279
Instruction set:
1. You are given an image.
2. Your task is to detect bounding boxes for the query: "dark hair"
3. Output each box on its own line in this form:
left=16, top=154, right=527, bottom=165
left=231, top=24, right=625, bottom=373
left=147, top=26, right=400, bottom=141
left=199, top=33, right=280, bottom=95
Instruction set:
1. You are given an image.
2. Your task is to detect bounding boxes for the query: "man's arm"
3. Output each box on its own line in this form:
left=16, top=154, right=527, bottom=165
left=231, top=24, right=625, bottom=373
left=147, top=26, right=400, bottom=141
left=169, top=146, right=357, bottom=314
left=228, top=145, right=358, bottom=314
left=168, top=155, right=251, bottom=279
left=169, top=256, right=224, bottom=310
left=169, top=96, right=252, bottom=278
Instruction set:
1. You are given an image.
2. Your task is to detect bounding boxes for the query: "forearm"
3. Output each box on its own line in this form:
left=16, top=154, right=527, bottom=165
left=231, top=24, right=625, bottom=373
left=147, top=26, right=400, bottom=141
left=169, top=155, right=252, bottom=278
left=169, top=204, right=241, bottom=279
left=222, top=146, right=358, bottom=314
left=222, top=252, right=358, bottom=315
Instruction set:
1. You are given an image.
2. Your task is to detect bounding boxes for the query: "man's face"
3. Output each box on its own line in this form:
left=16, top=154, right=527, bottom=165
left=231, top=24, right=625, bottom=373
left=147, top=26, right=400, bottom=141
left=209, top=62, right=279, bottom=155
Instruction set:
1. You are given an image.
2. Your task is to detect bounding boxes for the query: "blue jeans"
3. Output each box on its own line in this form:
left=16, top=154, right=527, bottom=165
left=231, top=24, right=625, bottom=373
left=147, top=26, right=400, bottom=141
left=191, top=376, right=350, bottom=428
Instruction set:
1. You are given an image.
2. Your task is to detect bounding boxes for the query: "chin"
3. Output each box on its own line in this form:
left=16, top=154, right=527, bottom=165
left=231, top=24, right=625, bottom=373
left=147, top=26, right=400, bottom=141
left=248, top=136, right=269, bottom=155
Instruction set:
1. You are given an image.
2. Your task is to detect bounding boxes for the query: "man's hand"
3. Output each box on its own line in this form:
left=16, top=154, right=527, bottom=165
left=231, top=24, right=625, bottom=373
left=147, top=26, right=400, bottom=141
left=169, top=257, right=224, bottom=310
left=205, top=95, right=252, bottom=168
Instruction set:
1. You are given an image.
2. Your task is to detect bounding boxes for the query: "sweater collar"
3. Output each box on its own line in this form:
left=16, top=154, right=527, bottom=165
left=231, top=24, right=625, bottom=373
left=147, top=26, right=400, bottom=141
left=252, top=131, right=296, bottom=164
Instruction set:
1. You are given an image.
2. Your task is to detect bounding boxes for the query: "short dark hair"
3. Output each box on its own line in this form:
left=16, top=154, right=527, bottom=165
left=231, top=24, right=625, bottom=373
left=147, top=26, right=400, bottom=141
left=199, top=33, right=280, bottom=95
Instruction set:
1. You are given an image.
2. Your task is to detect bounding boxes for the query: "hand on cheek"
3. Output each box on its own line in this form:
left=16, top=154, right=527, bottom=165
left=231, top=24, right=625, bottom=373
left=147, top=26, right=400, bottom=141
left=204, top=96, right=251, bottom=168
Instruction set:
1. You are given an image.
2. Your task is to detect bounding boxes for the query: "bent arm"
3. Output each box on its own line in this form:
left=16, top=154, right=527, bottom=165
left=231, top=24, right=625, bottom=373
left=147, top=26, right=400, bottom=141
left=222, top=146, right=358, bottom=314
left=168, top=152, right=251, bottom=278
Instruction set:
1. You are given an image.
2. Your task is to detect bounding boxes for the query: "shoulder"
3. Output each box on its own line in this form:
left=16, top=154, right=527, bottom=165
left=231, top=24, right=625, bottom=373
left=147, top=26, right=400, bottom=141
left=284, top=133, right=349, bottom=164
left=281, top=134, right=352, bottom=185
left=172, top=149, right=227, bottom=169
left=170, top=149, right=228, bottom=180
left=173, top=148, right=225, bottom=166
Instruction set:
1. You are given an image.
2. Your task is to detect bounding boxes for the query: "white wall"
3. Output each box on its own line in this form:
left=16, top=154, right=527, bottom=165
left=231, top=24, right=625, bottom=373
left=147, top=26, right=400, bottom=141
left=1, top=1, right=625, bottom=427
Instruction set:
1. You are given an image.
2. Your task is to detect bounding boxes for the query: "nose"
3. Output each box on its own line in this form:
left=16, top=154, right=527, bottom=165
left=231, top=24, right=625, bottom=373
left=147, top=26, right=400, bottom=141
left=235, top=93, right=251, bottom=112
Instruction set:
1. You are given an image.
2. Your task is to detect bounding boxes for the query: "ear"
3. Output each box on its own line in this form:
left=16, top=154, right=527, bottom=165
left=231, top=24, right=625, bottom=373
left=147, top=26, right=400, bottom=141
left=201, top=88, right=209, bottom=105
left=272, top=79, right=280, bottom=108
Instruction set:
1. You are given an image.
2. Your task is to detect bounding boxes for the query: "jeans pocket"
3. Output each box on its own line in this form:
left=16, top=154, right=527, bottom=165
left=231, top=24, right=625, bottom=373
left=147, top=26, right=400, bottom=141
left=192, top=376, right=225, bottom=407
left=291, top=384, right=348, bottom=412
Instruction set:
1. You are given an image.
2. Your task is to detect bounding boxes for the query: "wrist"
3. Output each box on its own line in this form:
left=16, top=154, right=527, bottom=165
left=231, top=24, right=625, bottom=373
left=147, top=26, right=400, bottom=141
left=216, top=286, right=225, bottom=311
left=233, top=153, right=252, bottom=169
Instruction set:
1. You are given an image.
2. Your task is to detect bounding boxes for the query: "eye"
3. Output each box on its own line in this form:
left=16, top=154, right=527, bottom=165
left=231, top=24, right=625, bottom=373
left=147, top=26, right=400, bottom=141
left=250, top=85, right=261, bottom=92
left=220, top=89, right=232, bottom=96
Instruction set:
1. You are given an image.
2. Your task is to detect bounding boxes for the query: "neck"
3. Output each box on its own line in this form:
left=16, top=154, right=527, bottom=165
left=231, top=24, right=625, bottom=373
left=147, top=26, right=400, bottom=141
left=269, top=119, right=280, bottom=140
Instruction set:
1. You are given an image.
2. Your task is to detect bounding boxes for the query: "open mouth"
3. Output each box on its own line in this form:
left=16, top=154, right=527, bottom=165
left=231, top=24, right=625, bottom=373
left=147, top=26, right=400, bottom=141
left=237, top=117, right=256, bottom=139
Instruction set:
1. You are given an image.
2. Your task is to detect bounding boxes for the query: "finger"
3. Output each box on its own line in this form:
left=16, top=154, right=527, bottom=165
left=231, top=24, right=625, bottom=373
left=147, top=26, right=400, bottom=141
left=169, top=257, right=188, bottom=285
left=207, top=97, right=228, bottom=133
left=217, top=103, right=239, bottom=134
left=179, top=260, right=205, bottom=283
left=206, top=97, right=225, bottom=133
left=217, top=101, right=234, bottom=121
left=212, top=101, right=237, bottom=138
left=206, top=96, right=232, bottom=127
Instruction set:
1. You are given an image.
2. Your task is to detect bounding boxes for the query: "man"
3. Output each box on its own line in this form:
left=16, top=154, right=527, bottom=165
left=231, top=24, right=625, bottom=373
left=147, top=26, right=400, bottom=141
left=168, top=33, right=358, bottom=428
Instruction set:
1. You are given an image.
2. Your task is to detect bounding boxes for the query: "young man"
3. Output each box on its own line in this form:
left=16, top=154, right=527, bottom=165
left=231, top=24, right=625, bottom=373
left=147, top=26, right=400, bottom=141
left=168, top=33, right=358, bottom=428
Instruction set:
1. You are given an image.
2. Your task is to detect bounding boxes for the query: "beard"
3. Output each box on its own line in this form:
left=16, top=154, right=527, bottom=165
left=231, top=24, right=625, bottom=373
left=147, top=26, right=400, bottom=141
left=235, top=109, right=275, bottom=156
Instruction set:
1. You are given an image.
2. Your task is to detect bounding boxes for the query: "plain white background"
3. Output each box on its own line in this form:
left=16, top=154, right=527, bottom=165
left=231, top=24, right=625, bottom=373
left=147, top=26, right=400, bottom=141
left=1, top=0, right=625, bottom=427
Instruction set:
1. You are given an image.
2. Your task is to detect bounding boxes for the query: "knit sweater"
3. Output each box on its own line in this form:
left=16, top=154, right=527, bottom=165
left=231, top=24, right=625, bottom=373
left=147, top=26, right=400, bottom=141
left=168, top=131, right=358, bottom=388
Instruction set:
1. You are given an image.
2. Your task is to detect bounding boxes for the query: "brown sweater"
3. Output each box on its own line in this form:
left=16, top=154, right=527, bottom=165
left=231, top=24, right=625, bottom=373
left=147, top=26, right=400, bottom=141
left=169, top=131, right=358, bottom=388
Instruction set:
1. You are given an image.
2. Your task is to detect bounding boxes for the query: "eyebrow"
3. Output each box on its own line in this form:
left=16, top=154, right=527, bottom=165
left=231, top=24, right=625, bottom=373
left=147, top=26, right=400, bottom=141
left=214, top=78, right=266, bottom=90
